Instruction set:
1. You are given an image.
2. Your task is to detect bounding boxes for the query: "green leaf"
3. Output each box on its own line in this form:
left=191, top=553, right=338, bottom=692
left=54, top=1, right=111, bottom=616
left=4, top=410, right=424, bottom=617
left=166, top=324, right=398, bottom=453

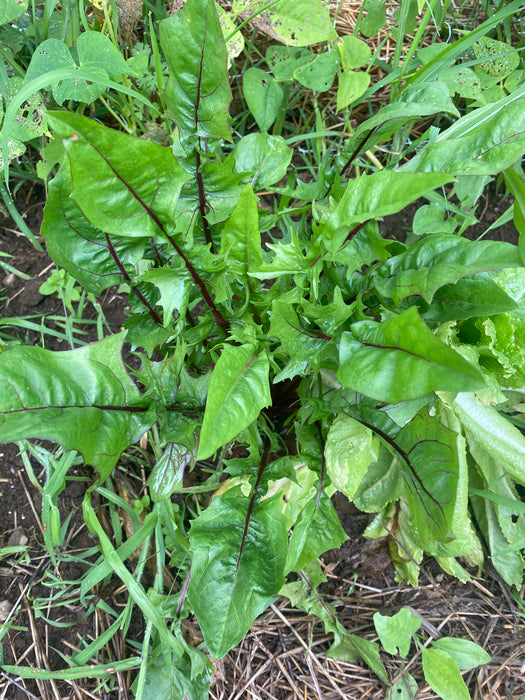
left=285, top=492, right=347, bottom=573
left=421, top=274, right=518, bottom=323
left=346, top=82, right=459, bottom=160
left=388, top=673, right=418, bottom=700
left=431, top=638, right=491, bottom=670
left=243, top=68, right=283, bottom=132
left=337, top=69, right=371, bottom=111
left=233, top=0, right=336, bottom=46
left=412, top=203, right=457, bottom=235
left=469, top=489, right=524, bottom=587
left=265, top=46, right=312, bottom=81
left=0, top=0, right=29, bottom=24
left=42, top=166, right=146, bottom=294
left=3, top=77, right=46, bottom=142
left=0, top=334, right=155, bottom=479
left=402, top=97, right=525, bottom=176
left=234, top=132, right=293, bottom=188
left=421, top=647, right=470, bottom=700
left=337, top=307, right=484, bottom=403
left=358, top=0, right=386, bottom=37
left=137, top=267, right=191, bottom=327
left=328, top=633, right=387, bottom=683
left=452, top=393, right=525, bottom=484
left=293, top=51, right=340, bottom=92
left=26, top=34, right=131, bottom=105
left=160, top=0, right=231, bottom=142
left=353, top=446, right=404, bottom=512
left=373, top=609, right=421, bottom=657
left=373, top=234, right=521, bottom=307
left=270, top=301, right=325, bottom=366
left=140, top=649, right=213, bottom=700
left=353, top=407, right=463, bottom=545
left=198, top=344, right=271, bottom=460
left=220, top=184, right=263, bottom=275
left=148, top=443, right=193, bottom=501
left=338, top=35, right=371, bottom=71
left=188, top=487, right=287, bottom=658
left=473, top=37, right=520, bottom=81
left=46, top=112, right=188, bottom=238
left=503, top=167, right=525, bottom=245
left=324, top=414, right=379, bottom=499
left=316, top=171, right=453, bottom=257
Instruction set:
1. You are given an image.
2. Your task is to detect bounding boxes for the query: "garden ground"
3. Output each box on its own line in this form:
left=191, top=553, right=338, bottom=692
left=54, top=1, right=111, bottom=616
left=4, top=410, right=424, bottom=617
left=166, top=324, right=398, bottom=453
left=0, top=185, right=523, bottom=699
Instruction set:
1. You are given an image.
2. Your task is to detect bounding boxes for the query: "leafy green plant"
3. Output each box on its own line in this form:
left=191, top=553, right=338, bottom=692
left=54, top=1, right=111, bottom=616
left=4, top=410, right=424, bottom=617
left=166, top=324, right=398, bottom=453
left=1, top=0, right=525, bottom=696
left=374, top=607, right=491, bottom=699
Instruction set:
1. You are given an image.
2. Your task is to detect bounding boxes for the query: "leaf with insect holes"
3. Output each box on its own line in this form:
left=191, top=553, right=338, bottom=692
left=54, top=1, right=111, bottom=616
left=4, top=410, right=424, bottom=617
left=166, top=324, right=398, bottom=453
left=243, top=68, right=283, bottom=132
left=0, top=333, right=155, bottom=480
left=188, top=486, right=287, bottom=658
left=26, top=34, right=131, bottom=104
left=233, top=0, right=335, bottom=46
left=198, top=344, right=271, bottom=460
left=0, top=0, right=29, bottom=25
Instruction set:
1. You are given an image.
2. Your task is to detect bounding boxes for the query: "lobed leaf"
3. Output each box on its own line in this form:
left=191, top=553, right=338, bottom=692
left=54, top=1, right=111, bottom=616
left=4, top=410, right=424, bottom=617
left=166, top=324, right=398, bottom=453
left=316, top=171, right=453, bottom=257
left=0, top=333, right=155, bottom=479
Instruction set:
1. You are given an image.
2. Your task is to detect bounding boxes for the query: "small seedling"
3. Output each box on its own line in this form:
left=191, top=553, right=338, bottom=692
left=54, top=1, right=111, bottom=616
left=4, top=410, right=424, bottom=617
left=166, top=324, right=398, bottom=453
left=374, top=608, right=491, bottom=700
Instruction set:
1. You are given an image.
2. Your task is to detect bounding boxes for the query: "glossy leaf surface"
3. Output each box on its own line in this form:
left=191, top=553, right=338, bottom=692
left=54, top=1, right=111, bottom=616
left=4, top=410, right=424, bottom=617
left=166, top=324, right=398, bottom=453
left=337, top=307, right=484, bottom=403
left=46, top=112, right=188, bottom=238
left=188, top=487, right=287, bottom=658
left=160, top=0, right=231, bottom=142
left=198, top=345, right=271, bottom=460
left=0, top=334, right=154, bottom=479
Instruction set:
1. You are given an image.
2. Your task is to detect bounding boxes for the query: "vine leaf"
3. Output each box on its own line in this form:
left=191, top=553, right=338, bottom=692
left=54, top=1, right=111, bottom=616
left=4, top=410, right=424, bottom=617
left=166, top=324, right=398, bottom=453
left=25, top=33, right=131, bottom=105
left=198, top=344, right=271, bottom=460
left=0, top=333, right=155, bottom=480
left=188, top=486, right=287, bottom=658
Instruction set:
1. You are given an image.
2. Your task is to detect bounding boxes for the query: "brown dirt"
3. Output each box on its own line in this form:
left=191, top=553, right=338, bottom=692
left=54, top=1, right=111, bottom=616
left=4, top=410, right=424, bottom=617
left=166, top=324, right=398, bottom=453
left=1, top=183, right=524, bottom=699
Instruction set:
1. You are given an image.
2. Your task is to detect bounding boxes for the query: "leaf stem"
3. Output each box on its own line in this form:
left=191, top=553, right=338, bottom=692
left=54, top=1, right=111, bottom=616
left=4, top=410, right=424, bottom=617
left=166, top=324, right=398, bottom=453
left=235, top=438, right=271, bottom=577
left=104, top=234, right=163, bottom=326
